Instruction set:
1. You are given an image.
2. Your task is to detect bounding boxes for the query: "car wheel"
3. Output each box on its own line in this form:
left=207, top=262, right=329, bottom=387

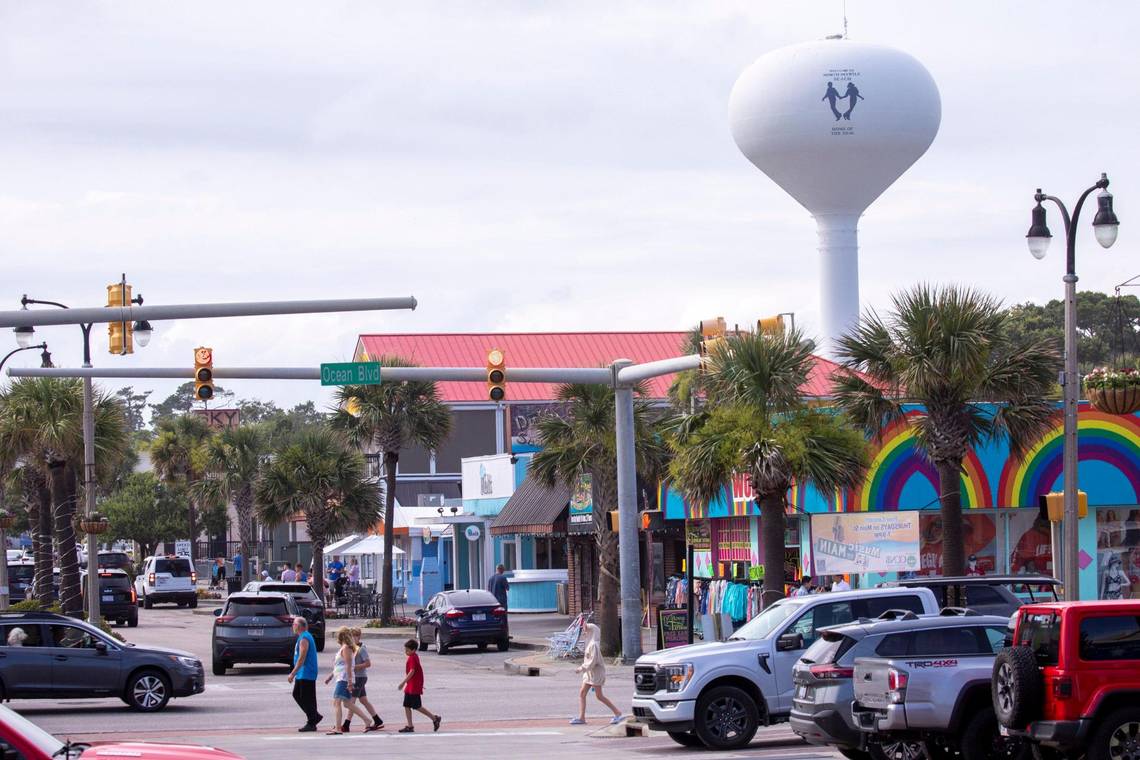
left=477, top=643, right=488, bottom=652
left=416, top=626, right=428, bottom=652
left=128, top=614, right=138, bottom=628
left=212, top=656, right=227, bottom=676
left=1088, top=707, right=1140, bottom=760
left=838, top=749, right=872, bottom=760
left=126, top=670, right=171, bottom=712
left=868, top=739, right=926, bottom=760
left=314, top=634, right=325, bottom=653
left=960, top=709, right=1031, bottom=760
left=668, top=731, right=704, bottom=747
left=497, top=638, right=509, bottom=652
left=435, top=628, right=449, bottom=655
left=189, top=597, right=198, bottom=609
left=693, top=685, right=759, bottom=751
left=143, top=593, right=153, bottom=609
left=992, top=647, right=1043, bottom=729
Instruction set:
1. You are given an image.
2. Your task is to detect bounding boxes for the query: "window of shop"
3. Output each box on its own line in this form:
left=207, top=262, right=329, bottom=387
left=919, top=512, right=998, bottom=576
left=1096, top=508, right=1140, bottom=599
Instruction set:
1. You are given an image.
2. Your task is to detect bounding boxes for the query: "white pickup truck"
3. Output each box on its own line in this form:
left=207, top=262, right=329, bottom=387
left=632, top=587, right=940, bottom=750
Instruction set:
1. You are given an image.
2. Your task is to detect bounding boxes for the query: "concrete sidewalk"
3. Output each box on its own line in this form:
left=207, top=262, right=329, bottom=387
left=339, top=612, right=575, bottom=652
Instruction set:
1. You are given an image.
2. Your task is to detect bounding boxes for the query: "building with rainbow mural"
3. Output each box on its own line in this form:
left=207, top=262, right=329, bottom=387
left=660, top=404, right=1140, bottom=601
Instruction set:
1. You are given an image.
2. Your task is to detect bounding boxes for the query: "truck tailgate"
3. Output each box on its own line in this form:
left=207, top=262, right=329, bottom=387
left=853, top=657, right=896, bottom=709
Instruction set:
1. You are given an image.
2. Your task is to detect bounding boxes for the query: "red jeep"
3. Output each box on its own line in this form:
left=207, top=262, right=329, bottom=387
left=993, top=600, right=1140, bottom=760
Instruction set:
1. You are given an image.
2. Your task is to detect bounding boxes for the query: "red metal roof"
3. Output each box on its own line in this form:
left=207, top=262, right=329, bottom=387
left=354, top=332, right=847, bottom=403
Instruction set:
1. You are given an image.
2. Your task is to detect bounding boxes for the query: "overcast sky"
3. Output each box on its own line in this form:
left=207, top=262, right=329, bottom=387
left=1, top=1, right=1135, bottom=416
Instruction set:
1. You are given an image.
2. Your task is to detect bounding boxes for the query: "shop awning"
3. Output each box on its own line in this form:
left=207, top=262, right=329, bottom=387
left=339, top=535, right=406, bottom=556
left=491, top=475, right=570, bottom=536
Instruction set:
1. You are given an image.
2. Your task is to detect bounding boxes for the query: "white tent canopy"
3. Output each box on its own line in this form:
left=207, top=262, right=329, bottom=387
left=324, top=534, right=365, bottom=555
left=339, top=535, right=406, bottom=556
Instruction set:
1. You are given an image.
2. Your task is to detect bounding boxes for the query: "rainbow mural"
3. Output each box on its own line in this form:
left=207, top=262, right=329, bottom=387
left=849, top=411, right=992, bottom=511
left=998, top=406, right=1140, bottom=508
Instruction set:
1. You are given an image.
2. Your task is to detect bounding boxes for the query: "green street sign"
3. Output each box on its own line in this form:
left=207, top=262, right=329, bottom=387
left=320, top=362, right=381, bottom=386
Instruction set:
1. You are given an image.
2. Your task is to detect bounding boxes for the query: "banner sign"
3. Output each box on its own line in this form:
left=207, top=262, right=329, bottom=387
left=658, top=608, right=689, bottom=649
left=461, top=455, right=515, bottom=501
left=569, top=474, right=594, bottom=534
left=811, top=512, right=920, bottom=574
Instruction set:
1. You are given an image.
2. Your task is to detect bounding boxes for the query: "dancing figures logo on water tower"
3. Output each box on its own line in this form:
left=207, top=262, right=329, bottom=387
left=730, top=38, right=941, bottom=352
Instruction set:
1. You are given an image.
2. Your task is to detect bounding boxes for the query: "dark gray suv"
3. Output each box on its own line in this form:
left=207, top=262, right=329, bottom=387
left=0, top=611, right=205, bottom=711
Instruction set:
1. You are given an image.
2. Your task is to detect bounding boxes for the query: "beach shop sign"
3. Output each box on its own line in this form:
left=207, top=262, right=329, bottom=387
left=811, top=512, right=920, bottom=575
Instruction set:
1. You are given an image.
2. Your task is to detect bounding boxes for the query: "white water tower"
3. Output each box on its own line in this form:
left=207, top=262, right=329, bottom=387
left=730, top=38, right=941, bottom=351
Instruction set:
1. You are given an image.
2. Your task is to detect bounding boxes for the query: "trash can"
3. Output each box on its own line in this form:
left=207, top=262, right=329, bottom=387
left=556, top=582, right=568, bottom=615
left=227, top=578, right=242, bottom=594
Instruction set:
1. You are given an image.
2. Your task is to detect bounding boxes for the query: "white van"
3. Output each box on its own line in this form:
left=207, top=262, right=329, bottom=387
left=134, top=555, right=198, bottom=608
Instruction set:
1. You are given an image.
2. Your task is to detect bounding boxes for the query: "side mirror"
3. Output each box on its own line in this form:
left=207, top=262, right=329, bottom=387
left=414, top=609, right=425, bottom=617
left=94, top=640, right=108, bottom=655
left=776, top=632, right=804, bottom=652
left=302, top=609, right=315, bottom=621
left=213, top=608, right=222, bottom=617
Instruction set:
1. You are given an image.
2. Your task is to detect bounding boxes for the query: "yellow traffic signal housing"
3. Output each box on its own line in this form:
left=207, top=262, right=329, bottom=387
left=698, top=317, right=727, bottom=372
left=757, top=314, right=785, bottom=335
left=193, top=347, right=215, bottom=402
left=487, top=348, right=506, bottom=401
left=106, top=282, right=134, bottom=355
left=609, top=510, right=620, bottom=532
left=1040, top=490, right=1088, bottom=522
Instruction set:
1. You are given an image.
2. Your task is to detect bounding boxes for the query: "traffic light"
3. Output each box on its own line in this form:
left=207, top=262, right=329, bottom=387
left=487, top=348, right=506, bottom=401
left=699, top=317, right=727, bottom=371
left=193, top=347, right=214, bottom=402
left=1039, top=491, right=1088, bottom=523
left=757, top=314, right=785, bottom=335
left=106, top=281, right=134, bottom=355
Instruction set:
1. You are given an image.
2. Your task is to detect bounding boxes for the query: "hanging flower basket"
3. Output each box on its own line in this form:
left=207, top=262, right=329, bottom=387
left=1085, top=367, right=1140, bottom=415
left=0, top=509, right=14, bottom=531
left=78, top=512, right=110, bottom=535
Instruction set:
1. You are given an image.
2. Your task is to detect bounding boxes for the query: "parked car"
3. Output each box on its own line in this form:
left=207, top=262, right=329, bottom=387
left=82, top=550, right=136, bottom=577
left=242, top=581, right=325, bottom=651
left=993, top=599, right=1140, bottom=760
left=211, top=592, right=300, bottom=675
left=850, top=609, right=1025, bottom=760
left=632, top=587, right=940, bottom=750
left=82, top=568, right=138, bottom=627
left=414, top=589, right=509, bottom=655
left=790, top=609, right=950, bottom=759
left=0, top=703, right=241, bottom=760
left=887, top=575, right=1061, bottom=616
left=0, top=610, right=205, bottom=711
left=134, top=555, right=197, bottom=608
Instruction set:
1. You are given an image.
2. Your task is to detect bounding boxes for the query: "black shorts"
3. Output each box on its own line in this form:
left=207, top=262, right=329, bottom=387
left=352, top=678, right=367, bottom=698
left=402, top=693, right=422, bottom=709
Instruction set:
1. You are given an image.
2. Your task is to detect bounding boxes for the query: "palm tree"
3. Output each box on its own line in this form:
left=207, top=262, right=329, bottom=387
left=331, top=357, right=452, bottom=626
left=833, top=284, right=1059, bottom=578
left=529, top=383, right=669, bottom=657
left=254, top=427, right=382, bottom=601
left=198, top=424, right=270, bottom=587
left=669, top=331, right=869, bottom=607
left=150, top=414, right=211, bottom=566
left=0, top=378, right=128, bottom=615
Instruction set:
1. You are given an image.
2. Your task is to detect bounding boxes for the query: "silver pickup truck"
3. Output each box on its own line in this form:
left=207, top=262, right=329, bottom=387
left=851, top=611, right=1024, bottom=760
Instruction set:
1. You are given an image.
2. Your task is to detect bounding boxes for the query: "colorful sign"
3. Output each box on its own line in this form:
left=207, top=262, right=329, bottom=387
left=811, top=512, right=919, bottom=574
left=461, top=455, right=515, bottom=501
left=569, top=474, right=593, bottom=535
left=658, top=608, right=689, bottom=649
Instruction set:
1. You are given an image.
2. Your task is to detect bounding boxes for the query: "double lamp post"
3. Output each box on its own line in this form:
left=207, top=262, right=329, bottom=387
left=1026, top=172, right=1120, bottom=599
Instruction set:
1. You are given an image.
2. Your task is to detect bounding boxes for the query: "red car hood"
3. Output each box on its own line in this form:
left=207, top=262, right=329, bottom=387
left=81, top=742, right=243, bottom=759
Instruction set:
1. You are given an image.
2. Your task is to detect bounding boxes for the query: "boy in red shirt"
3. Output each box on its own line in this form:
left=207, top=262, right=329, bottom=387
left=397, top=639, right=441, bottom=733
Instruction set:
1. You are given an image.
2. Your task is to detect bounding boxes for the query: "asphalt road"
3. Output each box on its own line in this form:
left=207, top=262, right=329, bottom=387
left=7, top=605, right=843, bottom=759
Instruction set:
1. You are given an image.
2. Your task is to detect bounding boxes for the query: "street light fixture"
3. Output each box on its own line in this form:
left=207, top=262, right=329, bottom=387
left=133, top=320, right=153, bottom=347
left=13, top=325, right=34, bottom=349
left=1026, top=172, right=1121, bottom=601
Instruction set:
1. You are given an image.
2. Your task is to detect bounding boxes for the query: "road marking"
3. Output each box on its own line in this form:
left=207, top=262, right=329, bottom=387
left=262, top=730, right=563, bottom=741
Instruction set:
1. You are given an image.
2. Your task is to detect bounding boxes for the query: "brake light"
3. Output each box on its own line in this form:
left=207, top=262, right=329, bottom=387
left=444, top=609, right=464, bottom=619
left=887, top=668, right=908, bottom=704
left=191, top=571, right=197, bottom=584
left=130, top=587, right=137, bottom=603
left=491, top=607, right=507, bottom=617
left=277, top=615, right=294, bottom=625
left=1052, top=676, right=1073, bottom=699
left=809, top=664, right=854, bottom=680
left=216, top=615, right=235, bottom=624
left=149, top=573, right=155, bottom=586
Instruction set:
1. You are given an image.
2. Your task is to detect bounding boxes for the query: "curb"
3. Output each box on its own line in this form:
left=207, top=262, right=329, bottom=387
left=504, top=656, right=542, bottom=676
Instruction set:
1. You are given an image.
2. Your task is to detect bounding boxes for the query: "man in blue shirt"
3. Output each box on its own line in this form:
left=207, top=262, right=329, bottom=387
left=328, top=558, right=346, bottom=598
left=232, top=552, right=243, bottom=582
left=287, top=616, right=322, bottom=731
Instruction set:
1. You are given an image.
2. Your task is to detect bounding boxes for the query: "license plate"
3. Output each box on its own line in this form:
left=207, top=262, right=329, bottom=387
left=102, top=594, right=114, bottom=602
left=248, top=628, right=264, bottom=637
left=472, top=613, right=486, bottom=622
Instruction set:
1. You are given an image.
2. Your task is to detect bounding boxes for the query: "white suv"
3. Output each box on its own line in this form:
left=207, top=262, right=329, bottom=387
left=134, top=555, right=198, bottom=608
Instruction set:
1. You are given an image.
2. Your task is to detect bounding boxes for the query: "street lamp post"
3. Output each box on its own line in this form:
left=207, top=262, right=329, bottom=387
left=1026, top=172, right=1120, bottom=600
left=16, top=289, right=147, bottom=625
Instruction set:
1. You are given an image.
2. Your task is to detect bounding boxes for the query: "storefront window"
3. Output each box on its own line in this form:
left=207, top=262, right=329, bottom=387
left=1008, top=510, right=1053, bottom=577
left=1096, top=509, right=1140, bottom=600
left=919, top=512, right=997, bottom=576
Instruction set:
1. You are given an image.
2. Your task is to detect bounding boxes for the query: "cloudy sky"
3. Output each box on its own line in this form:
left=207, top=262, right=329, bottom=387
left=1, top=1, right=1135, bottom=415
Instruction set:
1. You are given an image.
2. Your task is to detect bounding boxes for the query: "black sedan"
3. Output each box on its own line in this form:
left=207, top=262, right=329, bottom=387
left=0, top=610, right=204, bottom=711
left=242, top=581, right=325, bottom=651
left=415, top=589, right=509, bottom=654
left=211, top=592, right=300, bottom=675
